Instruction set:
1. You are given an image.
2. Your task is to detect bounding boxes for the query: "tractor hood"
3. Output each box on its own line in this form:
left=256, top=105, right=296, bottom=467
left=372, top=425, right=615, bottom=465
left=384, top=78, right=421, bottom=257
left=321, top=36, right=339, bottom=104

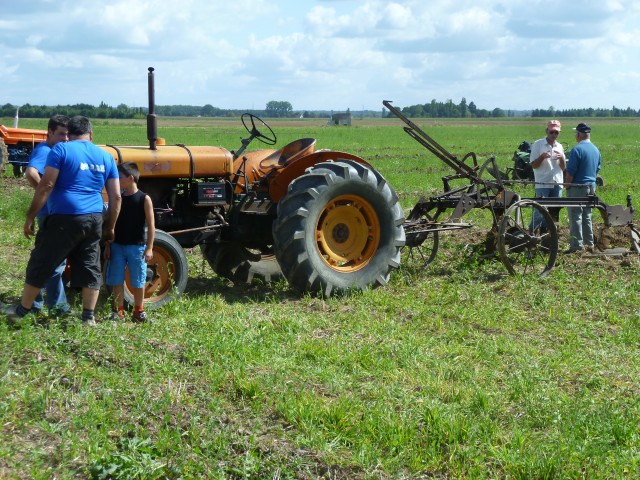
left=100, top=144, right=233, bottom=178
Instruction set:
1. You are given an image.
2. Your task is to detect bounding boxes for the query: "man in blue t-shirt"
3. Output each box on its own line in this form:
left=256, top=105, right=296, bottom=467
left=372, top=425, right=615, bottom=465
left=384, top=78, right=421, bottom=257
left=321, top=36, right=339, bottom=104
left=24, top=115, right=71, bottom=317
left=565, top=122, right=602, bottom=253
left=6, top=116, right=122, bottom=326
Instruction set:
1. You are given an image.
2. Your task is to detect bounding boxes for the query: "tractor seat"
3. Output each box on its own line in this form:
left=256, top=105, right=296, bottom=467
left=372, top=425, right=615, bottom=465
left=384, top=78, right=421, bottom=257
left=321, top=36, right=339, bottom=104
left=260, top=138, right=316, bottom=169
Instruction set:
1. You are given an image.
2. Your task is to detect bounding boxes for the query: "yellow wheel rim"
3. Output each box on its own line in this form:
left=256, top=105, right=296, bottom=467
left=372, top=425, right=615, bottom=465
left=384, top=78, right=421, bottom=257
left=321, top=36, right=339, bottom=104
left=315, top=194, right=380, bottom=271
left=125, top=245, right=175, bottom=304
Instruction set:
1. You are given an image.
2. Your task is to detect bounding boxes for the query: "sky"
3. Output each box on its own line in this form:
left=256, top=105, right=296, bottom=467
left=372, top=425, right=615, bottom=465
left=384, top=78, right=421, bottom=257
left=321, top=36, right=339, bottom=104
left=1, top=0, right=639, bottom=112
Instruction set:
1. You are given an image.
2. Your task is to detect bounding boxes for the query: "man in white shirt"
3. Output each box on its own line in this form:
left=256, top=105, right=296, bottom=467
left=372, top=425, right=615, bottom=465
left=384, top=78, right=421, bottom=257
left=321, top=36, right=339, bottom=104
left=529, top=119, right=566, bottom=229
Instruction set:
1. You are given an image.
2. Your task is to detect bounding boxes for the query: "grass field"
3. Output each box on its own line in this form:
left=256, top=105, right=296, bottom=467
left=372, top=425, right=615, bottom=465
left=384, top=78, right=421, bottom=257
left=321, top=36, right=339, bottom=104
left=1, top=116, right=640, bottom=479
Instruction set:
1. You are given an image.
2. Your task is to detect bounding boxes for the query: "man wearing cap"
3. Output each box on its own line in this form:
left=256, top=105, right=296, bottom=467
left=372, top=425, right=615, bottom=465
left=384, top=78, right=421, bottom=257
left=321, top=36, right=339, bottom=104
left=529, top=120, right=566, bottom=229
left=565, top=122, right=601, bottom=253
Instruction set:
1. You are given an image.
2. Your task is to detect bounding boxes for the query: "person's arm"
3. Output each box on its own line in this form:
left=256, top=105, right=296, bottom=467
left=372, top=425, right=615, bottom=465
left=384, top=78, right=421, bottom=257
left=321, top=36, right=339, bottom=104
left=565, top=149, right=577, bottom=188
left=24, top=166, right=58, bottom=238
left=24, top=166, right=41, bottom=189
left=103, top=177, right=122, bottom=243
left=103, top=240, right=111, bottom=260
left=530, top=154, right=549, bottom=169
left=564, top=172, right=574, bottom=186
left=529, top=142, right=549, bottom=169
left=143, top=195, right=155, bottom=262
left=556, top=145, right=566, bottom=172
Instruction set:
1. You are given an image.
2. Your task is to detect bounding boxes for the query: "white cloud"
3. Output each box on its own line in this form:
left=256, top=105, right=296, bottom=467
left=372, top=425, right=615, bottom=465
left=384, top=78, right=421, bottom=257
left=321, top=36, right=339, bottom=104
left=0, top=0, right=638, bottom=111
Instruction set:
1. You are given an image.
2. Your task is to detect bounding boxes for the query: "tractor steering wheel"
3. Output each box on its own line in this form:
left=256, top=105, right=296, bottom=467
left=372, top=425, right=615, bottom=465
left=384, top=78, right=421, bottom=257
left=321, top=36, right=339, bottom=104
left=241, top=113, right=277, bottom=146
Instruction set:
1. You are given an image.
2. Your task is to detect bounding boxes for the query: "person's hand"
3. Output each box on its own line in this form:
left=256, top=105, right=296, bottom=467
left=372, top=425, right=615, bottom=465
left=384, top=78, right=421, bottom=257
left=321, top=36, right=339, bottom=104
left=143, top=247, right=154, bottom=263
left=103, top=241, right=111, bottom=260
left=102, top=228, right=115, bottom=243
left=23, top=217, right=35, bottom=239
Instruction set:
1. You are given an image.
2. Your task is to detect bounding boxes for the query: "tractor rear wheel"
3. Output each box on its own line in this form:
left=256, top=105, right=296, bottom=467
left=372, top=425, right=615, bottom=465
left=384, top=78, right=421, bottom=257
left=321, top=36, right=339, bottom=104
left=119, top=230, right=188, bottom=309
left=272, top=160, right=405, bottom=296
left=200, top=242, right=283, bottom=283
left=0, top=139, right=8, bottom=175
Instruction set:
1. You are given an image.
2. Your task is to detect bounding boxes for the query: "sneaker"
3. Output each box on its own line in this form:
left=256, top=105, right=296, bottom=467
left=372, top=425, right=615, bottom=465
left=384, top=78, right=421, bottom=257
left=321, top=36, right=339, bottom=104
left=132, top=310, right=148, bottom=323
left=82, top=316, right=97, bottom=326
left=4, top=305, right=34, bottom=326
left=109, top=310, right=125, bottom=322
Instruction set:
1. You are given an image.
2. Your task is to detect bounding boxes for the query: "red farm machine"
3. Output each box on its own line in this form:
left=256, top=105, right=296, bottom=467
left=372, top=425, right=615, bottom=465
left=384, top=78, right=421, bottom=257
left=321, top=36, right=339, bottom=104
left=0, top=123, right=47, bottom=176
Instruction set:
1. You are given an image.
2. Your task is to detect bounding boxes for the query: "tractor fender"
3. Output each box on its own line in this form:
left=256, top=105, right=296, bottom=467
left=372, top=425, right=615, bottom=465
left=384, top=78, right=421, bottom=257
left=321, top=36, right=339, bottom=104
left=268, top=150, right=372, bottom=202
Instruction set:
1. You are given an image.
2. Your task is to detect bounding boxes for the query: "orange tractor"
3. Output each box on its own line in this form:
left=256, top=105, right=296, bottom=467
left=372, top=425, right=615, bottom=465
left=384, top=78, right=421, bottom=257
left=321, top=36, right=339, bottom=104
left=92, top=68, right=404, bottom=307
left=0, top=124, right=47, bottom=176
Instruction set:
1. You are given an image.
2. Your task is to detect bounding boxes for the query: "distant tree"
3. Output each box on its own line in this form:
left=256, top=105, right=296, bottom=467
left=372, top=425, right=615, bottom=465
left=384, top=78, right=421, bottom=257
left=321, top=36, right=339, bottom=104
left=1, top=103, right=16, bottom=117
left=459, top=97, right=468, bottom=118
left=265, top=101, right=293, bottom=118
left=430, top=99, right=438, bottom=117
left=445, top=99, right=460, bottom=118
left=468, top=101, right=477, bottom=116
left=201, top=104, right=221, bottom=117
left=492, top=107, right=505, bottom=118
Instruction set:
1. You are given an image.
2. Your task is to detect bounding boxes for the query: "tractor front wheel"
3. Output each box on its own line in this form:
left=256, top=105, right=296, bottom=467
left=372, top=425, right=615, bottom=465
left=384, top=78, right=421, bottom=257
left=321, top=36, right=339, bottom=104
left=120, top=230, right=188, bottom=309
left=273, top=160, right=405, bottom=296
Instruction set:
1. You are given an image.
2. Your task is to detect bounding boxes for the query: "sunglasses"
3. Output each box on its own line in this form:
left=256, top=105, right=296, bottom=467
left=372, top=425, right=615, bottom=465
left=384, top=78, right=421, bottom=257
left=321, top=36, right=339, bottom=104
left=549, top=130, right=560, bottom=135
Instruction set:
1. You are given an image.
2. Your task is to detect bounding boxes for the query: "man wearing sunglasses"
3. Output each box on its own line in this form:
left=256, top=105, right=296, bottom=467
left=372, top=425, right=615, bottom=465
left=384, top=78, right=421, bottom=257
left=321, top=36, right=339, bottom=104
left=529, top=119, right=566, bottom=230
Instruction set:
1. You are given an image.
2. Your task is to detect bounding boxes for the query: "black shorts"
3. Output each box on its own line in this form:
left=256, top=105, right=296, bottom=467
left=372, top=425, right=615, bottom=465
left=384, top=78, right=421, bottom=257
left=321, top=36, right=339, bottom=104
left=26, top=213, right=103, bottom=290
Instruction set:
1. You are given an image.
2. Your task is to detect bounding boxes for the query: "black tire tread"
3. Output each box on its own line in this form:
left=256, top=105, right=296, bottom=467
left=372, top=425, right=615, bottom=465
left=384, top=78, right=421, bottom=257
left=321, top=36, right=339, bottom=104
left=273, top=159, right=404, bottom=295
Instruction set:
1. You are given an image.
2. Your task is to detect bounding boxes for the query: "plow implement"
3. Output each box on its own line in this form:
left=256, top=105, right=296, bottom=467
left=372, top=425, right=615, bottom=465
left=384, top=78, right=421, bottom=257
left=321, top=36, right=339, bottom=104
left=384, top=100, right=640, bottom=276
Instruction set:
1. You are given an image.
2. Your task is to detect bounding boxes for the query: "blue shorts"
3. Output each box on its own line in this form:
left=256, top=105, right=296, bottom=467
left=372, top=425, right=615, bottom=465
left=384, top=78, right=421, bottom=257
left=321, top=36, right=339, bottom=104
left=105, top=243, right=147, bottom=288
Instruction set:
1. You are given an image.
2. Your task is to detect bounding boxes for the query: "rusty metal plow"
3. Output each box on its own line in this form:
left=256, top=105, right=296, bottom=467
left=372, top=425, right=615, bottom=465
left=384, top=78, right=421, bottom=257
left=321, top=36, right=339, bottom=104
left=384, top=100, right=638, bottom=276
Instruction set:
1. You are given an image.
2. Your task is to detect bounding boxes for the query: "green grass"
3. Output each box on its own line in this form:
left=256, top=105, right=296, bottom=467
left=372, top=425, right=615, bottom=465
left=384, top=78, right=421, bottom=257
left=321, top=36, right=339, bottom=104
left=2, top=117, right=640, bottom=478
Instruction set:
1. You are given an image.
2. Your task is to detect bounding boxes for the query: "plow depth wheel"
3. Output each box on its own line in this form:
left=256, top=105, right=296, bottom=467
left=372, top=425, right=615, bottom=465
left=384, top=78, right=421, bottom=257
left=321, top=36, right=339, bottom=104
left=273, top=160, right=405, bottom=296
left=122, top=230, right=188, bottom=309
left=498, top=200, right=558, bottom=276
left=403, top=212, right=439, bottom=269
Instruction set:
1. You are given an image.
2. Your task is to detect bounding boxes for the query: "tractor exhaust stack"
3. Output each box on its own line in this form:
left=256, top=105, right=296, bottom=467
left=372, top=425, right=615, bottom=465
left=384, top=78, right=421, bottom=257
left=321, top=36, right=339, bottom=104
left=147, top=67, right=158, bottom=150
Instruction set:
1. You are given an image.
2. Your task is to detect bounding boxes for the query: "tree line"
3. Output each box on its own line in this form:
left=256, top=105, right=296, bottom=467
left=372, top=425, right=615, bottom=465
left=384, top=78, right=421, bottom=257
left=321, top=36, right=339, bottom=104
left=397, top=98, right=640, bottom=118
left=2, top=99, right=639, bottom=120
left=0, top=101, right=351, bottom=120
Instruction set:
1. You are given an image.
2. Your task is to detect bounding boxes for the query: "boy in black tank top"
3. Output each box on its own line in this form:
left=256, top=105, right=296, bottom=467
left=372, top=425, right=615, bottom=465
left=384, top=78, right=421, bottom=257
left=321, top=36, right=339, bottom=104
left=104, top=162, right=155, bottom=322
